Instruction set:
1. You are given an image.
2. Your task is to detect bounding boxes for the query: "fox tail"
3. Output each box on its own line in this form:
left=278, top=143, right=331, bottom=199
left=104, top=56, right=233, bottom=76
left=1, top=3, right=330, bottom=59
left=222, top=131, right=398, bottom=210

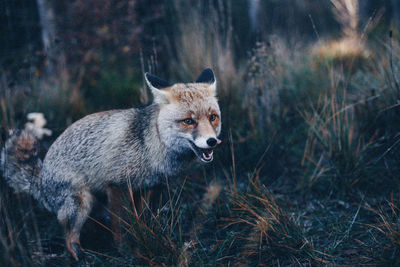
left=1, top=130, right=42, bottom=200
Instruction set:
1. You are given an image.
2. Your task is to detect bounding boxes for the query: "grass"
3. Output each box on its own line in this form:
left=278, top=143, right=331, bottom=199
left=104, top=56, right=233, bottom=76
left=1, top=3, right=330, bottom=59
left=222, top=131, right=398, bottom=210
left=364, top=195, right=400, bottom=263
left=313, top=37, right=370, bottom=72
left=2, top=2, right=400, bottom=266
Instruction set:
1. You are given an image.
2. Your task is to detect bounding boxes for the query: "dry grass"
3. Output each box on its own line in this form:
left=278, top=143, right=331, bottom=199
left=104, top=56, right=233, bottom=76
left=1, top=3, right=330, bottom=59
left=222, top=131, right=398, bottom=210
left=224, top=178, right=329, bottom=266
left=300, top=89, right=377, bottom=190
left=373, top=198, right=400, bottom=248
left=312, top=0, right=384, bottom=73
left=331, top=0, right=359, bottom=39
left=364, top=195, right=400, bottom=264
left=314, top=37, right=370, bottom=72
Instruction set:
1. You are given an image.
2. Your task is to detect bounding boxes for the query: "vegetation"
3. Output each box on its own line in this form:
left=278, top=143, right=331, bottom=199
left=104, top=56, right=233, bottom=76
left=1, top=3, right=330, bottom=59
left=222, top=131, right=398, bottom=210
left=1, top=0, right=400, bottom=265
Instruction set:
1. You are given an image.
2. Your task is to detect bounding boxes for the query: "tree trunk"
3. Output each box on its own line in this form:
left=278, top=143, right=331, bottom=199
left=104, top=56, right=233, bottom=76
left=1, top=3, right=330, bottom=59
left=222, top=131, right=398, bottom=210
left=392, top=0, right=400, bottom=27
left=248, top=0, right=260, bottom=33
left=36, top=0, right=64, bottom=76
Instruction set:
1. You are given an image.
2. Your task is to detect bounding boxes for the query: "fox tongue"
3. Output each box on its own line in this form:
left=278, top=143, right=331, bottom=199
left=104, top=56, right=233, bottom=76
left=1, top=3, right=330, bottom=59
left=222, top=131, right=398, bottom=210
left=202, top=150, right=213, bottom=161
left=189, top=141, right=214, bottom=162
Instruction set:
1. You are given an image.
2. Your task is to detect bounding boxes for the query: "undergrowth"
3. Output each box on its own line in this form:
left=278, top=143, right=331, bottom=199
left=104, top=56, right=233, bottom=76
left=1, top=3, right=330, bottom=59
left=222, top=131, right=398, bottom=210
left=1, top=1, right=400, bottom=266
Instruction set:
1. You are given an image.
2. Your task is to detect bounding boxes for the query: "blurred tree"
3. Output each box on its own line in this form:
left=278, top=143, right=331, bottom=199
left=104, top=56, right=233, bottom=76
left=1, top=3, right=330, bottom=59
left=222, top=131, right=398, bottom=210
left=53, top=0, right=140, bottom=68
left=391, top=0, right=400, bottom=26
left=36, top=0, right=64, bottom=76
left=0, top=0, right=42, bottom=80
left=248, top=0, right=260, bottom=33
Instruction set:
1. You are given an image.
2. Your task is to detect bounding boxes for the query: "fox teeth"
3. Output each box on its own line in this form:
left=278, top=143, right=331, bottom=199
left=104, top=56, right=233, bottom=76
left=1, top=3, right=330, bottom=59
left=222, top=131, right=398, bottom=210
left=202, top=150, right=213, bottom=160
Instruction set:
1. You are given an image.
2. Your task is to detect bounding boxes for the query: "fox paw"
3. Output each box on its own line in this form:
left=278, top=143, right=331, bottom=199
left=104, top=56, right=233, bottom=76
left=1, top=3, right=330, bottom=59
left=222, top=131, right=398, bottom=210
left=68, top=242, right=84, bottom=261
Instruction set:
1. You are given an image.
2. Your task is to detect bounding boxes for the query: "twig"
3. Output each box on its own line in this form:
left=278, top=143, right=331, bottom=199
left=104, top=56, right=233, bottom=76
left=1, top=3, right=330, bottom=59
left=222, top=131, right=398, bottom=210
left=308, top=14, right=320, bottom=41
left=333, top=197, right=363, bottom=249
left=374, top=136, right=400, bottom=164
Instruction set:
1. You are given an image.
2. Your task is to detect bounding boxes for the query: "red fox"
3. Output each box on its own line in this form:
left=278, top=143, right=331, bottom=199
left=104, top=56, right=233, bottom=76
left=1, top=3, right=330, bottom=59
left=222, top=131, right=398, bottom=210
left=1, top=68, right=221, bottom=260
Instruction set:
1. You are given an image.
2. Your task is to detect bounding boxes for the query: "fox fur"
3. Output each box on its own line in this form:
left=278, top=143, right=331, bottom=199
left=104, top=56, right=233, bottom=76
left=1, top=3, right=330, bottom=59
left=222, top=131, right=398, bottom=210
left=0, top=68, right=221, bottom=261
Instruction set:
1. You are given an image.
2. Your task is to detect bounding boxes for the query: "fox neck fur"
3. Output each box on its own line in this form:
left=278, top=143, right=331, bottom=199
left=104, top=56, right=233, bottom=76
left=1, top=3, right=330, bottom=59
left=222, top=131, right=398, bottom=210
left=129, top=103, right=196, bottom=185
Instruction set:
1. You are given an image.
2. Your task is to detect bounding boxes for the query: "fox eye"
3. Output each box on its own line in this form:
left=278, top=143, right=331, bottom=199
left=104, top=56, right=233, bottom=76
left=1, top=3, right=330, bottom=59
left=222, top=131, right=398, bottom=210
left=183, top=118, right=196, bottom=125
left=209, top=114, right=217, bottom=122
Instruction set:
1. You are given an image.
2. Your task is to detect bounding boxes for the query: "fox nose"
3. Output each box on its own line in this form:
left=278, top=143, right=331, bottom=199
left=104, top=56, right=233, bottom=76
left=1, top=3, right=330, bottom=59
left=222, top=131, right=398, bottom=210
left=207, top=138, right=218, bottom=147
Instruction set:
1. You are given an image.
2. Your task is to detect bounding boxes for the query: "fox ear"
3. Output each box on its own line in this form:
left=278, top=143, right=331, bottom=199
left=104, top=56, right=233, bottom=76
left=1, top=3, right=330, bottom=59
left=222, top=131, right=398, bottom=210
left=196, top=68, right=215, bottom=84
left=145, top=73, right=171, bottom=104
left=195, top=68, right=216, bottom=94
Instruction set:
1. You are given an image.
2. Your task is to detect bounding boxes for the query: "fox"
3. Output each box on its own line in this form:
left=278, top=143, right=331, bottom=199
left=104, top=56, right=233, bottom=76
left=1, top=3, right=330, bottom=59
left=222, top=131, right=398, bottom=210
left=0, top=68, right=221, bottom=261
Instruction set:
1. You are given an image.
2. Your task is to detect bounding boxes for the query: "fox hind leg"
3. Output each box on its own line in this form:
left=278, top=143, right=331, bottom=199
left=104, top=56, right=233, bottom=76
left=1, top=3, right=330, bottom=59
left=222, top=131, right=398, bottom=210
left=58, top=188, right=93, bottom=261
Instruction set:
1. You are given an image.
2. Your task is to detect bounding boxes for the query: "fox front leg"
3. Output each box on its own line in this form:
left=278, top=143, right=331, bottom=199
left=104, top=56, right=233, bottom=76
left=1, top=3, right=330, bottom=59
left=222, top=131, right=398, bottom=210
left=106, top=184, right=126, bottom=248
left=106, top=184, right=158, bottom=249
left=106, top=184, right=143, bottom=249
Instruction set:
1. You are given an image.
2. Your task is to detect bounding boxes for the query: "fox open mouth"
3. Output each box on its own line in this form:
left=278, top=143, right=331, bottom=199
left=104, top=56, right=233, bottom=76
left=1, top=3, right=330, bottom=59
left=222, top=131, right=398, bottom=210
left=189, top=142, right=214, bottom=163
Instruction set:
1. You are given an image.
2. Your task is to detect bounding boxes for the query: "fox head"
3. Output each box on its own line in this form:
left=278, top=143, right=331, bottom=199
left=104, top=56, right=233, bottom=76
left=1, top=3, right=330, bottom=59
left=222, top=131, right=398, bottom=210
left=145, top=68, right=221, bottom=163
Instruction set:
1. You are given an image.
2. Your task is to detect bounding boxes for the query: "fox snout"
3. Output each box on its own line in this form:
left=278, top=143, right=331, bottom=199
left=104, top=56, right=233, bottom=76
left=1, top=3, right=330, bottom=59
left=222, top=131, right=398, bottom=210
left=190, top=136, right=221, bottom=163
left=193, top=135, right=221, bottom=149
